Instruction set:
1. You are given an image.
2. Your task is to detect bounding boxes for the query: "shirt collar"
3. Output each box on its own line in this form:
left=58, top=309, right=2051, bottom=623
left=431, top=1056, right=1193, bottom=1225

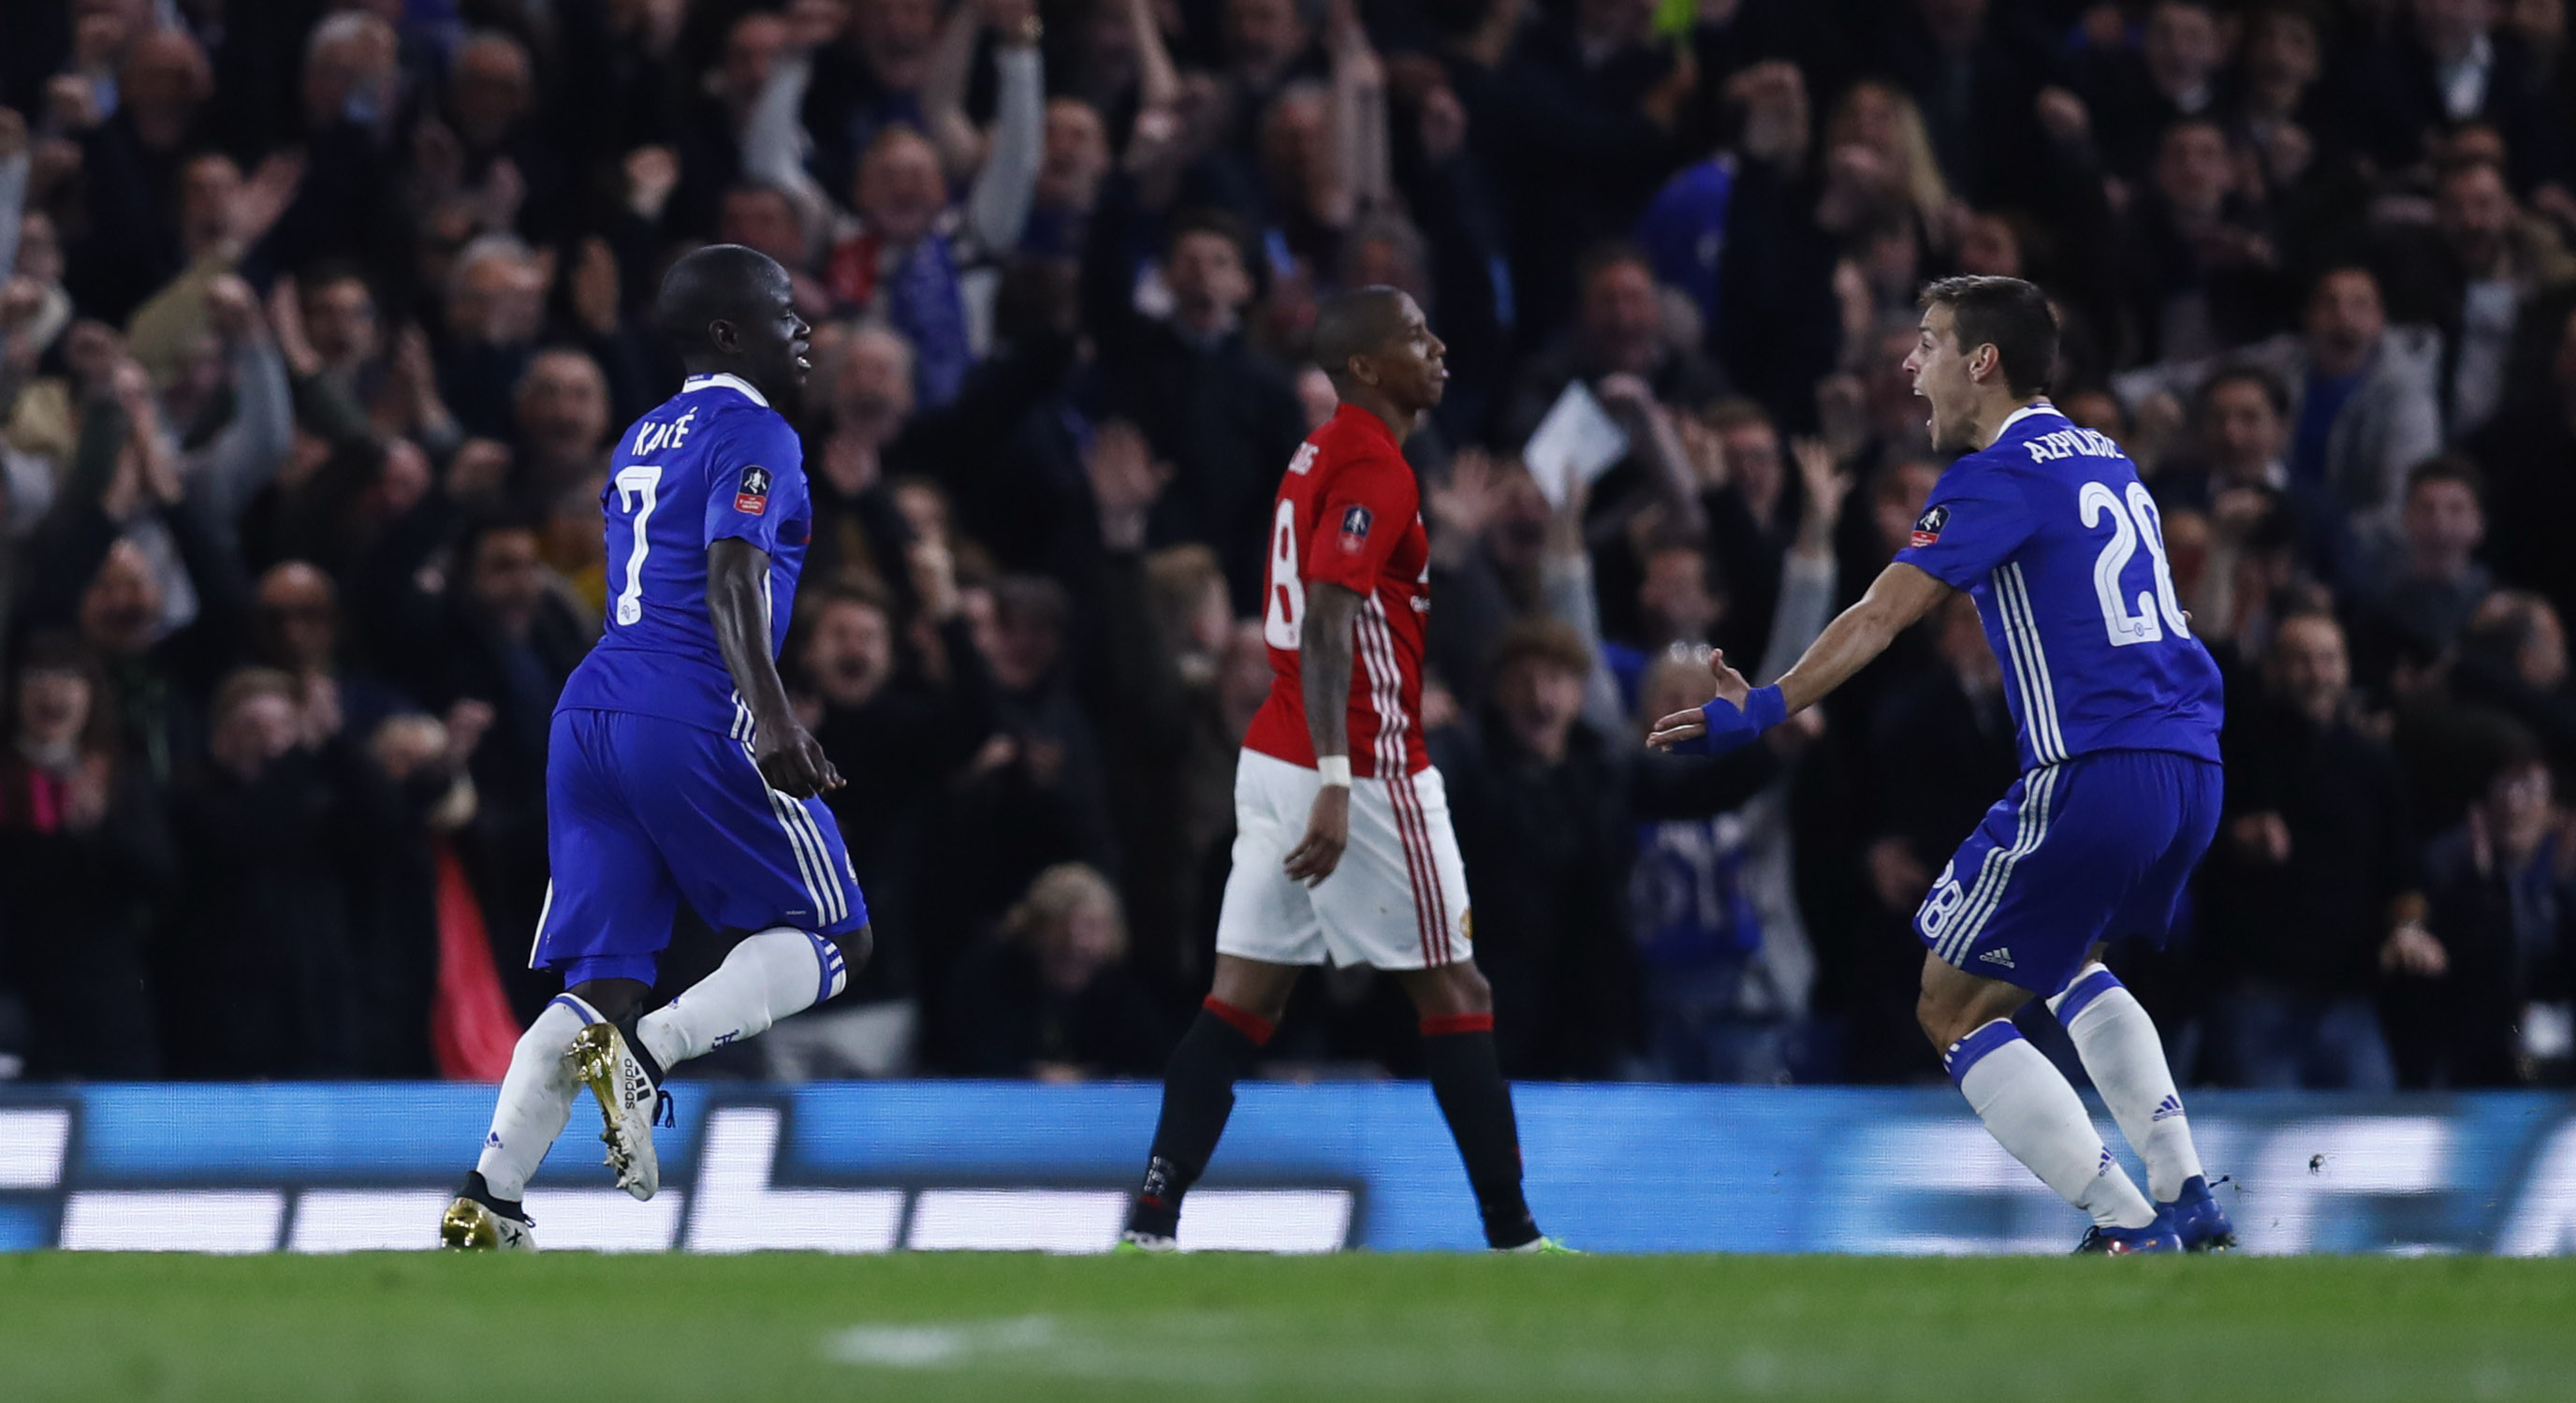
left=1988, top=400, right=2061, bottom=447
left=683, top=373, right=769, bottom=409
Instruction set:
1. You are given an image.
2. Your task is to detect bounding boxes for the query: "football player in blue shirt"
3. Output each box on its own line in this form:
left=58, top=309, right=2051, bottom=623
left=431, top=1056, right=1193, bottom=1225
left=444, top=244, right=869, bottom=1250
left=1651, top=276, right=2233, bottom=1254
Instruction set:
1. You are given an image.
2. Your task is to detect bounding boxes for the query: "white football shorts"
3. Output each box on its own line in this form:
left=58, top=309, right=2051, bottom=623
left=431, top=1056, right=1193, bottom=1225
left=1214, top=749, right=1473, bottom=970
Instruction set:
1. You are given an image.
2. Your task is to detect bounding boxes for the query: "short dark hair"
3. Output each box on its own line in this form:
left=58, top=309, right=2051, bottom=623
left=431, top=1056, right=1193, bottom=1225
left=1165, top=207, right=1251, bottom=265
left=654, top=242, right=789, bottom=351
left=2407, top=453, right=2486, bottom=505
left=1487, top=619, right=1593, bottom=683
left=2200, top=361, right=2291, bottom=418
left=1919, top=275, right=2057, bottom=397
left=1312, top=285, right=1409, bottom=387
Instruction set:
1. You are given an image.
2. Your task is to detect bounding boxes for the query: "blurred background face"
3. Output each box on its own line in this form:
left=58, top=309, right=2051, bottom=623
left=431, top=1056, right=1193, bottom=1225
left=516, top=353, right=611, bottom=461
left=448, top=248, right=546, bottom=344
left=1638, top=548, right=1719, bottom=641
left=1581, top=259, right=1662, bottom=375
left=2247, top=10, right=2322, bottom=97
left=468, top=529, right=547, bottom=635
left=804, top=599, right=895, bottom=708
left=2203, top=378, right=2287, bottom=476
left=1956, top=214, right=2022, bottom=278
left=1166, top=229, right=1252, bottom=329
left=1037, top=99, right=1110, bottom=211
left=80, top=540, right=163, bottom=657
left=255, top=563, right=339, bottom=672
left=832, top=329, right=916, bottom=433
left=124, top=30, right=207, bottom=141
left=2437, top=165, right=2514, bottom=270
left=15, top=668, right=93, bottom=749
left=1037, top=886, right=1124, bottom=991
left=2402, top=477, right=2484, bottom=567
left=300, top=14, right=398, bottom=127
left=1492, top=656, right=1586, bottom=760
left=2155, top=123, right=2232, bottom=220
left=448, top=37, right=533, bottom=148
left=2269, top=615, right=2350, bottom=718
left=2485, top=760, right=2554, bottom=856
left=1872, top=460, right=1940, bottom=555
left=720, top=187, right=809, bottom=268
left=856, top=132, right=946, bottom=246
left=216, top=689, right=300, bottom=775
left=302, top=277, right=378, bottom=369
left=1226, top=0, right=1309, bottom=75
left=855, top=0, right=939, bottom=93
left=722, top=15, right=789, bottom=107
left=2144, top=1, right=2222, bottom=97
left=2305, top=270, right=2386, bottom=371
left=178, top=154, right=242, bottom=259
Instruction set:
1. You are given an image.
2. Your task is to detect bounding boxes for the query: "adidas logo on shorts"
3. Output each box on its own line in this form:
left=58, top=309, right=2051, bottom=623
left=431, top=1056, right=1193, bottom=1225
left=1979, top=948, right=2015, bottom=969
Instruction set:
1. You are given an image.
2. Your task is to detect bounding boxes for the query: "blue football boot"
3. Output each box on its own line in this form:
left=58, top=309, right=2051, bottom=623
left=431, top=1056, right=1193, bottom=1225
left=2159, top=1175, right=2237, bottom=1252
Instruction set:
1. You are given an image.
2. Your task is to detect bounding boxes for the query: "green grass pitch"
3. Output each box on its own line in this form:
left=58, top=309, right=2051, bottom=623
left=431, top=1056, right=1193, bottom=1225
left=5, top=1251, right=2572, bottom=1402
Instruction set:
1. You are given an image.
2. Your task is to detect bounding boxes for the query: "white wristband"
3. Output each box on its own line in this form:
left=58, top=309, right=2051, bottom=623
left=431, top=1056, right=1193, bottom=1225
left=1316, top=755, right=1353, bottom=787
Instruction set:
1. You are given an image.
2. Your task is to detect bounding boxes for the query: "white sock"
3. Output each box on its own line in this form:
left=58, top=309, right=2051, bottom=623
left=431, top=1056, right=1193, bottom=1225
left=1946, top=1018, right=2157, bottom=1230
left=637, top=928, right=847, bottom=1069
left=2051, top=963, right=2205, bottom=1203
left=473, top=994, right=595, bottom=1201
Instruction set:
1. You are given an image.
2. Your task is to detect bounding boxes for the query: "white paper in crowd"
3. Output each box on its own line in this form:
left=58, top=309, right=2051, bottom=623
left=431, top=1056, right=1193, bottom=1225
left=1521, top=379, right=1629, bottom=509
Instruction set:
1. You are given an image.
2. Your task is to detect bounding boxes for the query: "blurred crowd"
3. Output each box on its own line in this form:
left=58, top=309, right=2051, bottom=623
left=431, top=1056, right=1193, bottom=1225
left=0, top=0, right=2572, bottom=1090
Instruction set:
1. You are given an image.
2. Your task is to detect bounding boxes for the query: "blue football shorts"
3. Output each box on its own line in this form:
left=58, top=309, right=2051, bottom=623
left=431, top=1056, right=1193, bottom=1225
left=1911, top=748, right=2221, bottom=997
left=530, top=709, right=869, bottom=987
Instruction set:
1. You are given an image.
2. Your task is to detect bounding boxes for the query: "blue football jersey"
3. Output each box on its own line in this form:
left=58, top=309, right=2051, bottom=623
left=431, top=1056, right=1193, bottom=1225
left=555, top=373, right=811, bottom=735
left=1894, top=403, right=2223, bottom=771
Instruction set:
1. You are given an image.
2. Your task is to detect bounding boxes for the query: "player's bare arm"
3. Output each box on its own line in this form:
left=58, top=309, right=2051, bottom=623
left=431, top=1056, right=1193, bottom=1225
left=709, top=536, right=842, bottom=798
left=1283, top=579, right=1363, bottom=885
left=1648, top=561, right=1951, bottom=751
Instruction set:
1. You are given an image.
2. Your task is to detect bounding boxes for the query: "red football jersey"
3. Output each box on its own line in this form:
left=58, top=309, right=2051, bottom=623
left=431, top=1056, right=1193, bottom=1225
left=1242, top=405, right=1431, bottom=778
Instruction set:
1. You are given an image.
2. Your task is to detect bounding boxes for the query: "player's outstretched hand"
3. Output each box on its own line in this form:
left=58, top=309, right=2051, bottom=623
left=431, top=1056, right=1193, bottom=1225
left=757, top=725, right=845, bottom=799
left=1283, top=785, right=1351, bottom=887
left=1647, top=649, right=1783, bottom=755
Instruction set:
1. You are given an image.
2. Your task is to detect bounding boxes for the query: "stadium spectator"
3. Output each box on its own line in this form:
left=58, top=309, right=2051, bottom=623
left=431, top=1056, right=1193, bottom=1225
left=2408, top=740, right=2576, bottom=1086
left=0, top=631, right=168, bottom=1077
left=2353, top=457, right=2496, bottom=671
left=2199, top=611, right=2420, bottom=1089
left=944, top=861, right=1171, bottom=1077
left=161, top=666, right=367, bottom=1077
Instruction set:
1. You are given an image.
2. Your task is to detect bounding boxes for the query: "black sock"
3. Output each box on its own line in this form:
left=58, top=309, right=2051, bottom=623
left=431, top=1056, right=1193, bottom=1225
left=1422, top=1016, right=1538, bottom=1249
left=460, top=1170, right=528, bottom=1222
left=1126, top=999, right=1272, bottom=1237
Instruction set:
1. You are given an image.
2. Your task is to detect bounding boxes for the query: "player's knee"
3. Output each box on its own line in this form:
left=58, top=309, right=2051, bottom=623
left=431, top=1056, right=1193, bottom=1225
left=1916, top=982, right=1986, bottom=1050
left=1437, top=961, right=1492, bottom=1016
left=566, top=978, right=650, bottom=1024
